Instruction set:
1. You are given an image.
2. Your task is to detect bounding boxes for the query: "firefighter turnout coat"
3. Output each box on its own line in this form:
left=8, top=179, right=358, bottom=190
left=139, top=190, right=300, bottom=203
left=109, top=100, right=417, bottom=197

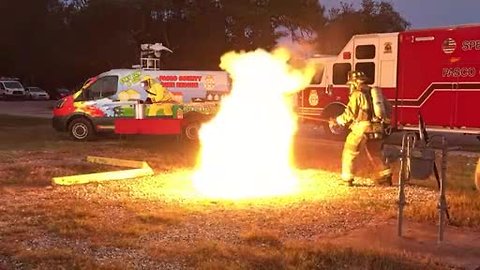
left=335, top=87, right=392, bottom=184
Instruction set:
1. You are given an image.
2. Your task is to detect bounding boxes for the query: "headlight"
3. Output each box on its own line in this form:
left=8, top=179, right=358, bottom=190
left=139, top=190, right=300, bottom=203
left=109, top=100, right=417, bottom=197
left=176, top=108, right=184, bottom=119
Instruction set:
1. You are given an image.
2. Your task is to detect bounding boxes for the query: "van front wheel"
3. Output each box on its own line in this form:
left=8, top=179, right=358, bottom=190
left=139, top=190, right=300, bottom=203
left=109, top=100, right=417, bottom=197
left=69, top=118, right=95, bottom=141
left=183, top=121, right=200, bottom=141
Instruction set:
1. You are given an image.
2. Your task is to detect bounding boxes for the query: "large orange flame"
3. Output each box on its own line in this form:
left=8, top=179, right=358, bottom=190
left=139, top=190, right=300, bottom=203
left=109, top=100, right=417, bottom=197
left=193, top=48, right=315, bottom=199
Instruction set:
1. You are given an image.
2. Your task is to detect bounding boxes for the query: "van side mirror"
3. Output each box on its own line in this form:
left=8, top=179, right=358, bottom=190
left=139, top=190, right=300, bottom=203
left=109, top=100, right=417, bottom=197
left=325, top=84, right=333, bottom=96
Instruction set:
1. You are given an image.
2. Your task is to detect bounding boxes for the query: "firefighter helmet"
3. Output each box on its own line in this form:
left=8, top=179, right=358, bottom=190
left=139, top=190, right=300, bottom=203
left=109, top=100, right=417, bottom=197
left=347, top=71, right=367, bottom=85
left=140, top=75, right=153, bottom=87
left=141, top=75, right=153, bottom=82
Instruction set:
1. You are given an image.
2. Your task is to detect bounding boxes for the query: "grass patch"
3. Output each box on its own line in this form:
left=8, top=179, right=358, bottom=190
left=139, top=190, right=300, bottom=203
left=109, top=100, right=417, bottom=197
left=136, top=212, right=182, bottom=226
left=405, top=190, right=480, bottom=227
left=0, top=114, right=50, bottom=127
left=41, top=206, right=99, bottom=238
left=0, top=157, right=128, bottom=186
left=408, top=154, right=478, bottom=192
left=0, top=114, right=478, bottom=269
left=147, top=240, right=452, bottom=270
left=30, top=199, right=186, bottom=249
left=0, top=242, right=116, bottom=269
left=240, top=229, right=283, bottom=248
left=0, top=115, right=57, bottom=150
left=12, top=248, right=124, bottom=270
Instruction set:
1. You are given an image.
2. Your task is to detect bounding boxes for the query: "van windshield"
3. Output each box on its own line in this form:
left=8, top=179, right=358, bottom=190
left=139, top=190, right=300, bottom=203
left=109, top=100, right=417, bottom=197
left=4, top=82, right=23, bottom=89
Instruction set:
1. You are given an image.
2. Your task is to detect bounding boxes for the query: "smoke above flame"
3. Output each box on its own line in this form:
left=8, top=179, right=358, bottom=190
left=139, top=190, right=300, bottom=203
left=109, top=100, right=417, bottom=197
left=193, top=48, right=315, bottom=199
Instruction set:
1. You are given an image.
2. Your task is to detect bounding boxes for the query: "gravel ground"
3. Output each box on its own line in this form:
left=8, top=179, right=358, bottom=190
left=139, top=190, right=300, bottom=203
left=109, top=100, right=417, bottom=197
left=0, top=113, right=478, bottom=269
left=1, top=168, right=472, bottom=269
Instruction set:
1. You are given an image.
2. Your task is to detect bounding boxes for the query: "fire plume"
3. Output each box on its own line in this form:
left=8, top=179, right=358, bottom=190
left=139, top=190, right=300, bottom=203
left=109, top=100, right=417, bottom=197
left=193, top=48, right=315, bottom=199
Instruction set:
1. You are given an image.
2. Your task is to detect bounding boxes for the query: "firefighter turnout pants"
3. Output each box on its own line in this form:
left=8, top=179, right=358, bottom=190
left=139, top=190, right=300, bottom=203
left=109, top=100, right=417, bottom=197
left=341, top=129, right=392, bottom=184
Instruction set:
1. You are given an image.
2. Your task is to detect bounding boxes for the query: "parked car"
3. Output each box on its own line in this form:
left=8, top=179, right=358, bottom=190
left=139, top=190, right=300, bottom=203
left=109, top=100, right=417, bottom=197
left=0, top=78, right=26, bottom=100
left=52, top=88, right=72, bottom=100
left=25, top=87, right=50, bottom=100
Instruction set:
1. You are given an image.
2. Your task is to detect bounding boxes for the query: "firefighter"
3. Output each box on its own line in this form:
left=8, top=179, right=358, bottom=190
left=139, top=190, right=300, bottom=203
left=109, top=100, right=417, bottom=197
left=329, top=71, right=392, bottom=187
left=140, top=75, right=175, bottom=116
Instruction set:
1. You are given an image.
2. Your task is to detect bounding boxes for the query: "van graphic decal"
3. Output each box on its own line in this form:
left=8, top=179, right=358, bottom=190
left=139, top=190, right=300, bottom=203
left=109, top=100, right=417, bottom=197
left=72, top=99, right=173, bottom=118
left=118, top=89, right=141, bottom=101
left=204, top=75, right=215, bottom=90
left=76, top=102, right=107, bottom=117
left=55, top=69, right=229, bottom=120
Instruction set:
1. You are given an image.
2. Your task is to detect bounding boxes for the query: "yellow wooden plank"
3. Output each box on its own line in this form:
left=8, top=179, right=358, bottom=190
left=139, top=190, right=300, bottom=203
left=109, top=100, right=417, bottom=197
left=52, top=167, right=154, bottom=186
left=51, top=156, right=154, bottom=186
left=86, top=156, right=145, bottom=168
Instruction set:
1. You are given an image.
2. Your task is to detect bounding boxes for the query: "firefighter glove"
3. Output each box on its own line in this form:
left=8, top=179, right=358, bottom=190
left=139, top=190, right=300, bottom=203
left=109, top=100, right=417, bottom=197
left=328, top=118, right=338, bottom=129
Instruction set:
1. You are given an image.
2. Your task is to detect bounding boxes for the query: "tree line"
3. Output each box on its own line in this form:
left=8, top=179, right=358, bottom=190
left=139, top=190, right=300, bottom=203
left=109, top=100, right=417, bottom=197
left=0, top=0, right=409, bottom=91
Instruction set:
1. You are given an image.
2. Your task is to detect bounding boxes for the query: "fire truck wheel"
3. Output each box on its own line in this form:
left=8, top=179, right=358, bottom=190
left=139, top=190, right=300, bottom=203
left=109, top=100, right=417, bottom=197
left=183, top=121, right=200, bottom=141
left=68, top=117, right=95, bottom=141
left=475, top=158, right=480, bottom=192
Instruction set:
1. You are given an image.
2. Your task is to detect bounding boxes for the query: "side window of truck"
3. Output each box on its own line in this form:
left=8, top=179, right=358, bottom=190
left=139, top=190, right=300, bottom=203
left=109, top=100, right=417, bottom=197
left=311, top=64, right=325, bottom=85
left=354, top=44, right=376, bottom=84
left=83, top=76, right=118, bottom=100
left=355, top=62, right=375, bottom=84
left=355, top=45, right=376, bottom=59
left=333, top=63, right=351, bottom=85
left=0, top=83, right=4, bottom=90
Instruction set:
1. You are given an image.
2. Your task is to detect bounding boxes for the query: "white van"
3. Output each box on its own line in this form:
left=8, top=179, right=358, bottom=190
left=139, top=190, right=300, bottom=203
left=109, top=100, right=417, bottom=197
left=0, top=78, right=26, bottom=99
left=52, top=69, right=230, bottom=140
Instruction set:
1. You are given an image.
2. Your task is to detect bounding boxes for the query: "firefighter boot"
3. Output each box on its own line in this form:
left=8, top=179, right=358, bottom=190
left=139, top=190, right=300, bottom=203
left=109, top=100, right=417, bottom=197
left=374, top=174, right=393, bottom=186
left=341, top=179, right=354, bottom=187
left=340, top=175, right=354, bottom=187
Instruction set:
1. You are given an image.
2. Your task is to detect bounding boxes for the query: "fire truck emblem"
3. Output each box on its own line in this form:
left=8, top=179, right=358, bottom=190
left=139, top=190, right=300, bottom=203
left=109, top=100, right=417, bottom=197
left=203, top=75, right=215, bottom=90
left=384, top=42, right=392, bottom=54
left=442, top=38, right=457, bottom=54
left=308, top=89, right=319, bottom=106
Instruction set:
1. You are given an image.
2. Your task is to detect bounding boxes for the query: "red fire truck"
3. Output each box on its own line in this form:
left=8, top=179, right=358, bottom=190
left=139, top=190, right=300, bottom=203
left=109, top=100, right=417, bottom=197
left=296, top=24, right=480, bottom=138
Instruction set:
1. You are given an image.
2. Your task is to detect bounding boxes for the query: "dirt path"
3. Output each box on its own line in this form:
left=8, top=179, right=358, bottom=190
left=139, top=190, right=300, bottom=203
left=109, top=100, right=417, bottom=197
left=326, top=219, right=480, bottom=270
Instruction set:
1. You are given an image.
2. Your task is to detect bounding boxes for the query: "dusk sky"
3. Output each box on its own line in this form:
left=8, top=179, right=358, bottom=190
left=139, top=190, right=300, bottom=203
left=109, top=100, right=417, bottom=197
left=322, top=0, right=480, bottom=28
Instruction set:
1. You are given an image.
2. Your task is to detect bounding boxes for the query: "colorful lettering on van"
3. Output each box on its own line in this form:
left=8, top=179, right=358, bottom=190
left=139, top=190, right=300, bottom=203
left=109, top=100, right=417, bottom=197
left=157, top=74, right=217, bottom=90
left=119, top=71, right=142, bottom=87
